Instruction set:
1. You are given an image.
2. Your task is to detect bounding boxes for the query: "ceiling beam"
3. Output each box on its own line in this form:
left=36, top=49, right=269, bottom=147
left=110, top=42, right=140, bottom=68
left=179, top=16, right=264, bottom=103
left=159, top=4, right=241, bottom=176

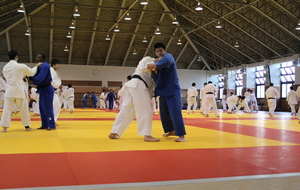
left=187, top=54, right=198, bottom=70
left=86, top=0, right=103, bottom=65
left=104, top=0, right=127, bottom=66
left=5, top=31, right=11, bottom=51
left=31, top=1, right=217, bottom=19
left=68, top=20, right=76, bottom=65
left=143, top=13, right=166, bottom=57
left=250, top=5, right=300, bottom=42
left=193, top=40, right=235, bottom=67
left=122, top=2, right=147, bottom=66
left=180, top=0, right=260, bottom=37
left=176, top=42, right=188, bottom=63
left=49, top=0, right=54, bottom=62
left=160, top=0, right=212, bottom=70
left=0, top=3, right=49, bottom=36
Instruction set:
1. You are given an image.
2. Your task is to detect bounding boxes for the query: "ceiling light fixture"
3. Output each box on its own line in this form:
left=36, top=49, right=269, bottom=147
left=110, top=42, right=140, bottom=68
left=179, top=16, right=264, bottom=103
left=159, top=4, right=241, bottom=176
left=105, top=34, right=111, bottom=40
left=177, top=38, right=182, bottom=45
left=73, top=9, right=80, bottom=17
left=195, top=2, right=203, bottom=11
left=17, top=4, right=25, bottom=13
left=66, top=30, right=72, bottom=38
left=155, top=27, right=161, bottom=35
left=25, top=29, right=30, bottom=36
left=234, top=40, right=239, bottom=48
left=296, top=21, right=300, bottom=30
left=172, top=16, right=179, bottom=25
left=64, top=44, right=69, bottom=52
left=69, top=22, right=75, bottom=29
left=124, top=13, right=131, bottom=21
left=132, top=48, right=137, bottom=55
left=197, top=55, right=201, bottom=61
left=142, top=35, right=148, bottom=43
left=140, top=0, right=148, bottom=5
left=216, top=20, right=222, bottom=29
left=114, top=25, right=120, bottom=32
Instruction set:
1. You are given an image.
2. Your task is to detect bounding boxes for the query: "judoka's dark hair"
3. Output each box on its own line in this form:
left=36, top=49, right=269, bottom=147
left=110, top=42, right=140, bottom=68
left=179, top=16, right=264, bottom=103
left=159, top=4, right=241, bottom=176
left=38, top=53, right=46, bottom=61
left=68, top=84, right=72, bottom=88
left=192, top=83, right=196, bottom=86
left=8, top=50, right=18, bottom=60
left=51, top=59, right=60, bottom=67
left=270, top=83, right=274, bottom=86
left=154, top=42, right=166, bottom=51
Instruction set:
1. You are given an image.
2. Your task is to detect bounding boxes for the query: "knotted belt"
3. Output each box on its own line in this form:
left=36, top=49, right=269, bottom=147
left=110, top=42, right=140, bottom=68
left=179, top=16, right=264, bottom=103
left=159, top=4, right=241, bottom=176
left=131, top=75, right=148, bottom=88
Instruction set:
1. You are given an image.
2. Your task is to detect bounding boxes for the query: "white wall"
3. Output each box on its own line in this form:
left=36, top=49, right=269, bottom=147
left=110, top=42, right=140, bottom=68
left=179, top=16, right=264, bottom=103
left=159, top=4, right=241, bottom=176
left=0, top=62, right=207, bottom=89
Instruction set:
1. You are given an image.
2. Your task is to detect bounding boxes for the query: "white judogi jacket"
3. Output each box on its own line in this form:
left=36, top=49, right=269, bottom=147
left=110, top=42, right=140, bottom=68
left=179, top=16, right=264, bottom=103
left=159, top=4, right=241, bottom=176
left=50, top=67, right=62, bottom=122
left=110, top=56, right=155, bottom=137
left=187, top=86, right=198, bottom=98
left=50, top=67, right=61, bottom=89
left=265, top=86, right=280, bottom=99
left=0, top=77, right=6, bottom=101
left=3, top=60, right=37, bottom=98
left=287, top=90, right=298, bottom=105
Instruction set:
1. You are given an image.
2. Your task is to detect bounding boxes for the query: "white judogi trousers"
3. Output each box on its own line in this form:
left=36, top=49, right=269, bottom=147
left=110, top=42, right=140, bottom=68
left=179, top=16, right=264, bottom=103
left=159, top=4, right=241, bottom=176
left=0, top=97, right=31, bottom=127
left=267, top=99, right=276, bottom=115
left=53, top=93, right=60, bottom=122
left=203, top=94, right=218, bottom=116
left=227, top=100, right=236, bottom=113
left=110, top=81, right=152, bottom=137
left=32, top=101, right=40, bottom=114
left=187, top=97, right=197, bottom=113
left=250, top=100, right=259, bottom=112
left=68, top=98, right=74, bottom=111
left=199, top=97, right=206, bottom=113
left=99, top=99, right=106, bottom=108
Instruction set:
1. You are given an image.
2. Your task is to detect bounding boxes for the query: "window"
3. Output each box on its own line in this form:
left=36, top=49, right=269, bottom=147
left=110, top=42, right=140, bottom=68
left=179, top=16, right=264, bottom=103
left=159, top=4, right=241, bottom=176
left=280, top=61, right=294, bottom=98
left=235, top=70, right=243, bottom=95
left=218, top=75, right=224, bottom=99
left=255, top=66, right=266, bottom=98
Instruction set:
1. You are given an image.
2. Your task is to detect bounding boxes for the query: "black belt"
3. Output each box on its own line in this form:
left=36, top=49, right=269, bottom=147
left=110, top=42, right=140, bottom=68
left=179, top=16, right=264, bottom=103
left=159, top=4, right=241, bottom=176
left=206, top=92, right=214, bottom=94
left=268, top=97, right=275, bottom=99
left=132, top=75, right=148, bottom=88
left=36, top=83, right=51, bottom=92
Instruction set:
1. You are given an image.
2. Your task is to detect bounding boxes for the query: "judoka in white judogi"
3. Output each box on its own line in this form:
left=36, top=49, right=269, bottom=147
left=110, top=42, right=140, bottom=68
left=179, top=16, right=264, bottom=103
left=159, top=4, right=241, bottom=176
left=108, top=56, right=160, bottom=142
left=50, top=59, right=62, bottom=123
left=265, top=83, right=280, bottom=117
left=0, top=50, right=39, bottom=132
left=286, top=86, right=298, bottom=116
left=187, top=83, right=198, bottom=114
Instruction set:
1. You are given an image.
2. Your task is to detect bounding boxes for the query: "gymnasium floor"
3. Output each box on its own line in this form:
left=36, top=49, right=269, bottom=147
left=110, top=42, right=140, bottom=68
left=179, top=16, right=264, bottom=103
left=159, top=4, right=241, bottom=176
left=0, top=108, right=300, bottom=190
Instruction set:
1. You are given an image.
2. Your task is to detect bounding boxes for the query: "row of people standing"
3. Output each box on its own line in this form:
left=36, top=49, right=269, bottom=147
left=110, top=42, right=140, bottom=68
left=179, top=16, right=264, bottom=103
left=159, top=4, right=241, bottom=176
left=0, top=50, right=74, bottom=132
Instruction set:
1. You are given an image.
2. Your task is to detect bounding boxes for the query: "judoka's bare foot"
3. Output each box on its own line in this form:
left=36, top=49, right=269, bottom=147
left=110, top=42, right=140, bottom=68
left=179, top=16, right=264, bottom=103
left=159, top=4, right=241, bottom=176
left=175, top=136, right=186, bottom=142
left=163, top=131, right=175, bottom=137
left=108, top=133, right=120, bottom=139
left=32, top=113, right=39, bottom=117
left=298, top=121, right=300, bottom=124
left=55, top=123, right=59, bottom=126
left=144, top=136, right=160, bottom=142
left=1, top=127, right=8, bottom=132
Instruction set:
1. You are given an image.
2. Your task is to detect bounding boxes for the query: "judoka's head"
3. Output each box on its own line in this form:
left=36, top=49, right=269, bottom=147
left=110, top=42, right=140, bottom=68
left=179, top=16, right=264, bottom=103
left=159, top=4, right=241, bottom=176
left=51, top=59, right=60, bottom=70
left=154, top=42, right=166, bottom=58
left=36, top=53, right=46, bottom=63
left=8, top=50, right=18, bottom=61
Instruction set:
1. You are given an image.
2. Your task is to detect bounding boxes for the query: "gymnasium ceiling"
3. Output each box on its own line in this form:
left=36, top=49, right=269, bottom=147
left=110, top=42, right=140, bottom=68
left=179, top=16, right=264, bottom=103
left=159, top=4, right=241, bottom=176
left=0, top=0, right=300, bottom=70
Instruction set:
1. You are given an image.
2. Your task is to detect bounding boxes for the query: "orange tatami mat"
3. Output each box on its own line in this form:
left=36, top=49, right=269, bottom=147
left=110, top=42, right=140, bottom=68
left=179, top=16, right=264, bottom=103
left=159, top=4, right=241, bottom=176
left=0, top=108, right=300, bottom=189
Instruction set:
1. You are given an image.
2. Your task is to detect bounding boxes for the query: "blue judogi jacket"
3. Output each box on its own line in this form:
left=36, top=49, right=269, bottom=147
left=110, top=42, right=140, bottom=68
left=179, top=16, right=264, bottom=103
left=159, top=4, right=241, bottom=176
left=31, top=61, right=52, bottom=89
left=154, top=53, right=181, bottom=96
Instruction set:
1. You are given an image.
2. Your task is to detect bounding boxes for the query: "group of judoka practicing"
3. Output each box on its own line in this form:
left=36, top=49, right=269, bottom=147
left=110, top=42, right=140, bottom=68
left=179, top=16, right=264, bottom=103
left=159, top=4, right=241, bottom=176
left=0, top=42, right=187, bottom=142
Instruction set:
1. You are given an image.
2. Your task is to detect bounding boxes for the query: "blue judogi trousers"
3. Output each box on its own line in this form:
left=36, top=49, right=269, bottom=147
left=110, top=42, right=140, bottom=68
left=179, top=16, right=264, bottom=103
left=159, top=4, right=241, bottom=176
left=159, top=89, right=186, bottom=136
left=82, top=100, right=87, bottom=108
left=38, top=85, right=55, bottom=129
